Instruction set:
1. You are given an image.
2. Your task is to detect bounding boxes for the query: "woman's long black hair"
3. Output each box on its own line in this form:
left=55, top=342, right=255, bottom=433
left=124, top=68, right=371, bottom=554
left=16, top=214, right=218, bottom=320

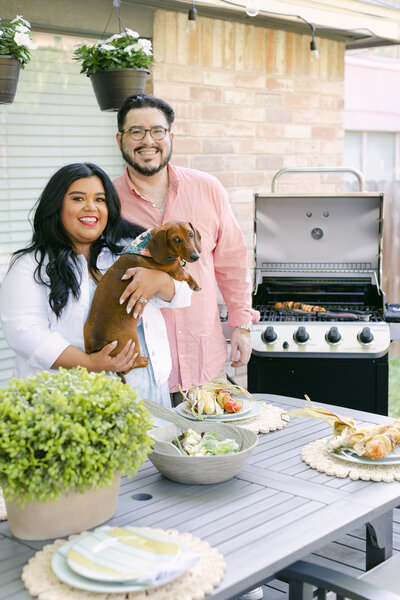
left=11, top=163, right=144, bottom=317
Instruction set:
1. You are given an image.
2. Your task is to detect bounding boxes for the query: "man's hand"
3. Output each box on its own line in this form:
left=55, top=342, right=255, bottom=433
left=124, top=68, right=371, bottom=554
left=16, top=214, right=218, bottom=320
left=119, top=267, right=174, bottom=318
left=230, top=327, right=252, bottom=367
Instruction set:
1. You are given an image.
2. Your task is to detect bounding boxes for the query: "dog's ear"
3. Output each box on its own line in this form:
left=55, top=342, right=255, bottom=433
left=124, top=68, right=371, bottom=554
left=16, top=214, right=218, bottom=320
left=148, top=228, right=170, bottom=263
left=189, top=222, right=202, bottom=253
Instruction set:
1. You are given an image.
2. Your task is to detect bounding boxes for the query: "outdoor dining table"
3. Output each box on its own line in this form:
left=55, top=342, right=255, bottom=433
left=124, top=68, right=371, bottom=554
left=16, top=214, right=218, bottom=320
left=1, top=393, right=400, bottom=600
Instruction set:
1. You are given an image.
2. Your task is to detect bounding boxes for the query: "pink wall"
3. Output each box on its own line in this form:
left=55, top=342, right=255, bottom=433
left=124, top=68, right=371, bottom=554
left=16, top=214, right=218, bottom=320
left=345, top=55, right=400, bottom=131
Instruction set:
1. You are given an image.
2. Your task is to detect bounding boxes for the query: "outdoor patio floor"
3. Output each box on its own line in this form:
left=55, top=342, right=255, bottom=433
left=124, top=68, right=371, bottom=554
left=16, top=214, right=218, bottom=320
left=261, top=506, right=400, bottom=598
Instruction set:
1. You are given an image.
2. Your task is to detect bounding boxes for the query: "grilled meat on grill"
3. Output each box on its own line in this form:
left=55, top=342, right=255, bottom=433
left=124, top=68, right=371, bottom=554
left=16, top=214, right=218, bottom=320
left=274, top=301, right=326, bottom=312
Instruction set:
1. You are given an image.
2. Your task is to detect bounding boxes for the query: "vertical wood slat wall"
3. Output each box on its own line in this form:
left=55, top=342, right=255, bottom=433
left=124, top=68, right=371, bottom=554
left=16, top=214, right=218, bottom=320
left=0, top=32, right=124, bottom=387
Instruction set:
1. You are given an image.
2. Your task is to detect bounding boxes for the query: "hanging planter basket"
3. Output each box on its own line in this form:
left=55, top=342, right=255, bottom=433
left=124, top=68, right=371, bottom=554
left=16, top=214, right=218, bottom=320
left=0, top=55, right=21, bottom=104
left=89, top=67, right=150, bottom=112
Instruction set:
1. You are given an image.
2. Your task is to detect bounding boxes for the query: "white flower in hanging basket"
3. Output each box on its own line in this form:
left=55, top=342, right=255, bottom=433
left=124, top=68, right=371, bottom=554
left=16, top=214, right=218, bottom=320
left=73, top=30, right=153, bottom=76
left=0, top=15, right=36, bottom=67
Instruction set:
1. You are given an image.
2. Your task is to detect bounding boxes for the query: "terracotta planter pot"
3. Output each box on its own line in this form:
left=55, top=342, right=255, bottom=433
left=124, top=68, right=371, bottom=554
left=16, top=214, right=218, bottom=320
left=5, top=472, right=121, bottom=540
left=89, top=67, right=150, bottom=111
left=0, top=55, right=21, bottom=104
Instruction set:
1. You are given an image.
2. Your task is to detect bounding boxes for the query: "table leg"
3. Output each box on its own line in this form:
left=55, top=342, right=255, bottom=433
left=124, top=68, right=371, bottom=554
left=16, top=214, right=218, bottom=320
left=365, top=510, right=393, bottom=570
left=288, top=580, right=313, bottom=600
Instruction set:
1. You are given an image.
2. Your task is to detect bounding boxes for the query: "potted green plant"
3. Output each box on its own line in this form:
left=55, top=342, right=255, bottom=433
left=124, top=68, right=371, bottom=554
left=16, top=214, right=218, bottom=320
left=0, top=366, right=153, bottom=540
left=73, top=29, right=152, bottom=111
left=0, top=15, right=36, bottom=104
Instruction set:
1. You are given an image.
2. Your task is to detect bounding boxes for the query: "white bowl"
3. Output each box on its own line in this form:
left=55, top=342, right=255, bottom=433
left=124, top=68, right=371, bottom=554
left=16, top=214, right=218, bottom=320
left=148, top=423, right=258, bottom=484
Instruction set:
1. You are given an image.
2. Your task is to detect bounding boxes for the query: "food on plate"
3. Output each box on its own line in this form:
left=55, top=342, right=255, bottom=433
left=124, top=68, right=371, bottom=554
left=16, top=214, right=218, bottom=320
left=275, top=301, right=326, bottom=312
left=178, top=380, right=251, bottom=417
left=172, top=429, right=240, bottom=456
left=288, top=396, right=400, bottom=459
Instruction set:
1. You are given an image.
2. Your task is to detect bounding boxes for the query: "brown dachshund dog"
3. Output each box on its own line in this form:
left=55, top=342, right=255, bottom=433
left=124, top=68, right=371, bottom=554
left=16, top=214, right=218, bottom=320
left=84, top=221, right=201, bottom=375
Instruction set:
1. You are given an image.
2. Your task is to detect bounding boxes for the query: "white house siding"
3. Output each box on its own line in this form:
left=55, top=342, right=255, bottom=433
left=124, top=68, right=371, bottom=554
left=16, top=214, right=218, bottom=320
left=0, top=31, right=125, bottom=387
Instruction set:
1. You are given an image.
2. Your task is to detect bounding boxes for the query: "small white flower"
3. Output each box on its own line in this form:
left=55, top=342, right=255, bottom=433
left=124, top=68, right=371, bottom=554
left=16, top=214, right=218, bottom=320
left=11, top=15, right=31, bottom=28
left=14, top=31, right=31, bottom=47
left=123, top=44, right=135, bottom=55
left=99, top=44, right=115, bottom=51
left=0, top=31, right=3, bottom=37
left=104, top=32, right=125, bottom=43
left=135, top=38, right=152, bottom=56
left=15, top=24, right=30, bottom=34
left=125, top=29, right=139, bottom=38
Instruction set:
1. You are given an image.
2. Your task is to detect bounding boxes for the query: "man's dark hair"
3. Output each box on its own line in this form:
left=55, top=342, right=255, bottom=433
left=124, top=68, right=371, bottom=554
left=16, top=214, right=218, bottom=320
left=117, top=94, right=175, bottom=131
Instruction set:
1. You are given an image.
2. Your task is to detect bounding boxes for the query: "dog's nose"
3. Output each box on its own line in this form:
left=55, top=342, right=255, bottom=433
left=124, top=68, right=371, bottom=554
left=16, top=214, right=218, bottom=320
left=190, top=253, right=200, bottom=262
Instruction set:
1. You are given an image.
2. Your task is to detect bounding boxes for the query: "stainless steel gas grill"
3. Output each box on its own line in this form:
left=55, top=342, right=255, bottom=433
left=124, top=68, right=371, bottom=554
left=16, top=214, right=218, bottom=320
left=247, top=168, right=390, bottom=414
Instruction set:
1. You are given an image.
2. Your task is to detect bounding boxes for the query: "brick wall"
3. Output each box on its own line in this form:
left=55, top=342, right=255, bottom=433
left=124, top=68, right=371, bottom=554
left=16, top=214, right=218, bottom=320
left=152, top=9, right=345, bottom=250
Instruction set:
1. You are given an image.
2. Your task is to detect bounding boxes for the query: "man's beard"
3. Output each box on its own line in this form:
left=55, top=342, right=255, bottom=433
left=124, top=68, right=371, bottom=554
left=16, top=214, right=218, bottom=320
left=121, top=142, right=173, bottom=176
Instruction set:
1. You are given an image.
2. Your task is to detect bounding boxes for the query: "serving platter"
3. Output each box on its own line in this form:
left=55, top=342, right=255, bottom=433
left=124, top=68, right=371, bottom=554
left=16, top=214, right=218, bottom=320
left=52, top=527, right=197, bottom=592
left=329, top=444, right=400, bottom=465
left=177, top=398, right=261, bottom=422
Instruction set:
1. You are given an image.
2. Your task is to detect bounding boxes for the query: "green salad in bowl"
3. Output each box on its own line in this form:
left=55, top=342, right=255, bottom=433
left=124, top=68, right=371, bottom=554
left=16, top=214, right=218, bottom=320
left=173, top=429, right=239, bottom=456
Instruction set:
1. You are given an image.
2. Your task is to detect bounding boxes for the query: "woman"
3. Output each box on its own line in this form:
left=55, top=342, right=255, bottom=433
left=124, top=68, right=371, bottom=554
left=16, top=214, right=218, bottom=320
left=0, top=163, right=192, bottom=408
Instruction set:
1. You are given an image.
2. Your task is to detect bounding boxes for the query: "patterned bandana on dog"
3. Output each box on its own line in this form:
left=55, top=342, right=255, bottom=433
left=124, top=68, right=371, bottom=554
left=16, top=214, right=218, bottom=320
left=120, top=229, right=186, bottom=266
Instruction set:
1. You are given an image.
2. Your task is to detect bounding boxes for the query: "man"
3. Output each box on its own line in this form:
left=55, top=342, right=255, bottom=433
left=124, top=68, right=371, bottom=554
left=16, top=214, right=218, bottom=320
left=113, top=93, right=259, bottom=404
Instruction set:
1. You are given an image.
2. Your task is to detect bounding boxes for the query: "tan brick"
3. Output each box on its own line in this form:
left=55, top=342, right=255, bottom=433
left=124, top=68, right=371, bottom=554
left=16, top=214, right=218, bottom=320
left=225, top=122, right=256, bottom=137
left=274, top=30, right=286, bottom=75
left=203, top=70, right=235, bottom=87
left=266, top=76, right=294, bottom=92
left=284, top=93, right=319, bottom=108
left=264, top=108, right=293, bottom=123
left=293, top=140, right=320, bottom=153
left=321, top=80, right=344, bottom=96
left=266, top=29, right=275, bottom=74
left=200, top=104, right=234, bottom=122
left=284, top=124, right=312, bottom=138
left=187, top=22, right=201, bottom=66
left=176, top=12, right=189, bottom=66
left=192, top=122, right=225, bottom=137
left=255, top=156, right=284, bottom=170
left=234, top=22, right=246, bottom=71
left=203, top=139, right=235, bottom=154
left=236, top=73, right=266, bottom=89
left=172, top=156, right=190, bottom=168
left=236, top=171, right=265, bottom=186
left=153, top=82, right=190, bottom=101
left=294, top=79, right=321, bottom=95
left=164, top=12, right=178, bottom=64
left=223, top=20, right=234, bottom=69
left=312, top=126, right=336, bottom=139
left=224, top=89, right=255, bottom=105
left=319, top=140, right=343, bottom=154
left=293, top=109, right=322, bottom=124
left=225, top=156, right=255, bottom=170
left=265, top=140, right=294, bottom=154
left=211, top=19, right=224, bottom=69
left=234, top=106, right=265, bottom=122
left=173, top=137, right=203, bottom=154
left=244, top=24, right=256, bottom=71
left=285, top=32, right=294, bottom=76
left=166, top=66, right=202, bottom=83
left=171, top=121, right=190, bottom=136
left=151, top=64, right=167, bottom=81
left=191, top=155, right=225, bottom=172
left=254, top=25, right=266, bottom=72
left=237, top=139, right=268, bottom=153
left=255, top=92, right=283, bottom=107
left=201, top=17, right=213, bottom=67
left=190, top=86, right=222, bottom=103
left=256, top=123, right=286, bottom=138
left=153, top=11, right=166, bottom=63
left=318, top=95, right=339, bottom=110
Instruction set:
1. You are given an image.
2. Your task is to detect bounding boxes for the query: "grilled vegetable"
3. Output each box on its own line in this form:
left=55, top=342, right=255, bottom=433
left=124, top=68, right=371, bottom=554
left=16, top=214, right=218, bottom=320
left=179, top=380, right=250, bottom=417
left=289, top=396, right=400, bottom=460
left=275, top=301, right=326, bottom=312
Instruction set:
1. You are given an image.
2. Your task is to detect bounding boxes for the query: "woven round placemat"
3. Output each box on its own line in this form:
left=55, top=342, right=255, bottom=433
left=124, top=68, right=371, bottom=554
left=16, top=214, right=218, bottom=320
left=302, top=437, right=400, bottom=482
left=0, top=489, right=6, bottom=521
left=234, top=402, right=289, bottom=434
left=22, top=528, right=226, bottom=600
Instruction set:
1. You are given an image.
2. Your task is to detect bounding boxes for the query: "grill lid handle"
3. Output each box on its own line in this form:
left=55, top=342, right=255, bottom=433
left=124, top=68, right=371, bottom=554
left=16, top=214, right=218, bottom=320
left=271, top=167, right=366, bottom=193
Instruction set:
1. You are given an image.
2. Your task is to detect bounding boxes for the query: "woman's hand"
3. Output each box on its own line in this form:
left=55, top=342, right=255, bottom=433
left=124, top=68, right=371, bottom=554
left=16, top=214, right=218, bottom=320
left=119, top=267, right=174, bottom=319
left=87, top=339, right=138, bottom=373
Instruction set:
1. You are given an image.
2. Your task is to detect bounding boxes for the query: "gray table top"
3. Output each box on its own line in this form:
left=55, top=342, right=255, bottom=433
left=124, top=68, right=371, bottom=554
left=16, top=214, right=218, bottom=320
left=2, top=394, right=400, bottom=600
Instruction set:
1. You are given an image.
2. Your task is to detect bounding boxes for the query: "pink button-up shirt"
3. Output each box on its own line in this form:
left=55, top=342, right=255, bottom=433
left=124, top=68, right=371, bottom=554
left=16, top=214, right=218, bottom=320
left=113, top=164, right=259, bottom=392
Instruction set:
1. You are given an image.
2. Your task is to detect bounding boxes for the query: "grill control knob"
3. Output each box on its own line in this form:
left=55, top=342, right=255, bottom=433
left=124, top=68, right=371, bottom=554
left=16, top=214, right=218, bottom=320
left=294, top=326, right=309, bottom=344
left=358, top=326, right=374, bottom=344
left=326, top=326, right=341, bottom=344
left=261, top=326, right=277, bottom=344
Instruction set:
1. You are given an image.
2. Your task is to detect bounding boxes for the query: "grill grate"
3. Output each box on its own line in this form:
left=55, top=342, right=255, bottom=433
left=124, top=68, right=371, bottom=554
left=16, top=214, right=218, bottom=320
left=256, top=303, right=383, bottom=323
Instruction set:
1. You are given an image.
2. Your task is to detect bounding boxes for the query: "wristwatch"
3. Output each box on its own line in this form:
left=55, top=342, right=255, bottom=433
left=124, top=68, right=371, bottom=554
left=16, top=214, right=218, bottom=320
left=237, top=323, right=252, bottom=332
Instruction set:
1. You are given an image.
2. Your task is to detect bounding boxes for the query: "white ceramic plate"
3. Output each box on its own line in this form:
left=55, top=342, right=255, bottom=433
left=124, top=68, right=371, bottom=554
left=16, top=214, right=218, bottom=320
left=52, top=527, right=196, bottom=591
left=328, top=444, right=400, bottom=465
left=178, top=397, right=261, bottom=421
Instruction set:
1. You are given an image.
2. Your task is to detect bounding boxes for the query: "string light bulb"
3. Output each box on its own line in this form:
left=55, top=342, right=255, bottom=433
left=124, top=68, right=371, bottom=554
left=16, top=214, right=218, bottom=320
left=186, top=2, right=198, bottom=34
left=245, top=0, right=260, bottom=17
left=310, top=26, right=319, bottom=61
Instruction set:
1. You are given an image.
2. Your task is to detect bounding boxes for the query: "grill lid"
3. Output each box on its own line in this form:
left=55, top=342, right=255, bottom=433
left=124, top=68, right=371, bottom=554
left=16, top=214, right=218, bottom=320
left=254, top=192, right=384, bottom=286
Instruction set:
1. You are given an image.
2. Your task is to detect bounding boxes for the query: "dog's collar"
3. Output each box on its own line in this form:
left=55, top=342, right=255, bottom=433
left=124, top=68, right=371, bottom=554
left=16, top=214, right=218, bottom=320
left=120, top=229, right=186, bottom=266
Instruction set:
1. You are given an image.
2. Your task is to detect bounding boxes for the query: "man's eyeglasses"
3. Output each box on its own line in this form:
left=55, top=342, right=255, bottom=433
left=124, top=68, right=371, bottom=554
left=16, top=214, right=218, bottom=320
left=119, top=126, right=169, bottom=141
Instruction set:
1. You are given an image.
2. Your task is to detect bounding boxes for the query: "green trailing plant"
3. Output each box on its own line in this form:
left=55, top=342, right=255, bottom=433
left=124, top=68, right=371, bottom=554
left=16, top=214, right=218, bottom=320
left=0, top=366, right=153, bottom=505
left=0, top=15, right=36, bottom=68
left=73, top=30, right=152, bottom=75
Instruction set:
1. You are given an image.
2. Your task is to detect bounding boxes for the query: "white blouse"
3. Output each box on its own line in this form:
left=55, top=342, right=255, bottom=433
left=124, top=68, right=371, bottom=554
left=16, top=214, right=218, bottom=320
left=0, top=249, right=192, bottom=384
